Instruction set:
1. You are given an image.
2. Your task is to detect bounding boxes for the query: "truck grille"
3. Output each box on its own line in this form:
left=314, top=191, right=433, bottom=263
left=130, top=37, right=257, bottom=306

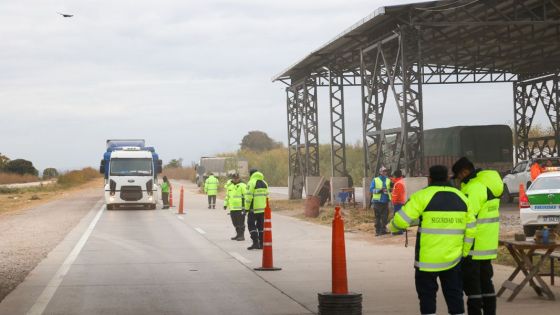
left=120, top=186, right=143, bottom=201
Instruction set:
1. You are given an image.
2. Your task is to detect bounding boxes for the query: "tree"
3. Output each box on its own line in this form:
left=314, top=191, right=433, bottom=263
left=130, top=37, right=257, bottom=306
left=0, top=153, right=9, bottom=171
left=43, top=168, right=59, bottom=179
left=240, top=131, right=282, bottom=152
left=165, top=158, right=183, bottom=169
left=4, top=159, right=39, bottom=176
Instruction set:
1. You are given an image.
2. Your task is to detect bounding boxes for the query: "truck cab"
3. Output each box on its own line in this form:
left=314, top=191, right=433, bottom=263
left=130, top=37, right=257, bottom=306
left=100, top=145, right=162, bottom=210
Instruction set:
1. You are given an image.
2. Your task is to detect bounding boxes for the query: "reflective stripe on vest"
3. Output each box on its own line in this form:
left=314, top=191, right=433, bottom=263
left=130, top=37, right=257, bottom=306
left=469, top=249, right=498, bottom=256
left=418, top=228, right=465, bottom=235
left=414, top=255, right=462, bottom=269
left=477, top=217, right=500, bottom=224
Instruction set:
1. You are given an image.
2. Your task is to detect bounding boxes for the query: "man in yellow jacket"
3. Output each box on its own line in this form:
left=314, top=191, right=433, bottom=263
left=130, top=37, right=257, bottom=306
left=388, top=165, right=476, bottom=315
left=452, top=157, right=502, bottom=315
left=204, top=173, right=219, bottom=209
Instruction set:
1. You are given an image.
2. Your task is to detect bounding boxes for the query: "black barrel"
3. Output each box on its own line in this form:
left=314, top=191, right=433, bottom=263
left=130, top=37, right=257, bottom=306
left=318, top=292, right=362, bottom=315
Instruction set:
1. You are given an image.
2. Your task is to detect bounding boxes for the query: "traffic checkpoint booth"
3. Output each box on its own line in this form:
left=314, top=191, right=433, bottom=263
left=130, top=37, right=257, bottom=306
left=274, top=0, right=560, bottom=207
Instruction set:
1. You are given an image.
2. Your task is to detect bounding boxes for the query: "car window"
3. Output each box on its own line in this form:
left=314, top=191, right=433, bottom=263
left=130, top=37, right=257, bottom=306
left=529, top=176, right=560, bottom=190
left=513, top=162, right=526, bottom=173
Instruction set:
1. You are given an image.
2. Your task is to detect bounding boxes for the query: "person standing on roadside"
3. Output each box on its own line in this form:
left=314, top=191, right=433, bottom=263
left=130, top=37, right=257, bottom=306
left=391, top=170, right=406, bottom=235
left=204, top=173, right=219, bottom=209
left=224, top=174, right=246, bottom=241
left=452, top=157, right=503, bottom=315
left=245, top=169, right=269, bottom=250
left=388, top=165, right=476, bottom=315
left=370, top=166, right=392, bottom=236
left=161, top=176, right=170, bottom=209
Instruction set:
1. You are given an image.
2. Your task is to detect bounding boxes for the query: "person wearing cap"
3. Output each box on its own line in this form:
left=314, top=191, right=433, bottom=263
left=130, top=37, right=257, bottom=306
left=204, top=173, right=219, bottom=209
left=452, top=157, right=503, bottom=315
left=161, top=176, right=170, bottom=209
left=224, top=174, right=246, bottom=241
left=388, top=165, right=476, bottom=315
left=245, top=169, right=269, bottom=250
left=370, top=166, right=392, bottom=236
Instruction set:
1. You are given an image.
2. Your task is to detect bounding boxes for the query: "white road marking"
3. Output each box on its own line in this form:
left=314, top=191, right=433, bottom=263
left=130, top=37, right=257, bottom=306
left=229, top=252, right=251, bottom=264
left=194, top=227, right=206, bottom=234
left=27, top=203, right=105, bottom=315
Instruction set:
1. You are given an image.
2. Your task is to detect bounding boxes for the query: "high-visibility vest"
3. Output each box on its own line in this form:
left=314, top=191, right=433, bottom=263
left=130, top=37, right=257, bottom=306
left=371, top=177, right=392, bottom=201
left=224, top=182, right=246, bottom=211
left=161, top=181, right=170, bottom=193
left=389, top=184, right=476, bottom=272
left=245, top=172, right=269, bottom=214
left=462, top=170, right=502, bottom=260
left=204, top=176, right=219, bottom=196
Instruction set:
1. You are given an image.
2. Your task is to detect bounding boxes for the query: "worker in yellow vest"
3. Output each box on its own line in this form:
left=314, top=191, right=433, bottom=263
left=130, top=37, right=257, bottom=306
left=204, top=173, right=219, bottom=209
left=453, top=157, right=502, bottom=315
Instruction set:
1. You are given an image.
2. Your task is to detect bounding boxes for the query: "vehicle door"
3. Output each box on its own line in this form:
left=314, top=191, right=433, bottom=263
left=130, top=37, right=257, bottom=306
left=505, top=161, right=528, bottom=193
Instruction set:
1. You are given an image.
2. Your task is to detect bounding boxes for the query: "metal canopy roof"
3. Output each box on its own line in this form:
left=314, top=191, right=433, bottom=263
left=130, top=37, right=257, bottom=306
left=273, top=0, right=560, bottom=83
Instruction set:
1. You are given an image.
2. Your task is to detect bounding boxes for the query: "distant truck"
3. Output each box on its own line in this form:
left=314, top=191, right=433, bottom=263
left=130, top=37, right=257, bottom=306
left=195, top=156, right=249, bottom=187
left=99, top=139, right=163, bottom=210
left=421, top=125, right=513, bottom=174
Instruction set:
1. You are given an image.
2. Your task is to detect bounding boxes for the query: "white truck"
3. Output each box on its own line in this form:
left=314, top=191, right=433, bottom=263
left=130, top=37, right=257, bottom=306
left=99, top=140, right=162, bottom=210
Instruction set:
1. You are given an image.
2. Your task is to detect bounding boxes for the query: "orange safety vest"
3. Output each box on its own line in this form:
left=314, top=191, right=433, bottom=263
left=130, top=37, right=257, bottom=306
left=530, top=163, right=542, bottom=181
left=392, top=178, right=406, bottom=204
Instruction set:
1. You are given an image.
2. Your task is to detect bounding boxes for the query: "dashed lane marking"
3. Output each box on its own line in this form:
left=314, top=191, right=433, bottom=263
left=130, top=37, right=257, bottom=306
left=194, top=227, right=206, bottom=234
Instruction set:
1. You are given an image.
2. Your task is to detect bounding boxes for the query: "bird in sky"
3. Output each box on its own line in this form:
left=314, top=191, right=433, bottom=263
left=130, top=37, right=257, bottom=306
left=57, top=12, right=74, bottom=18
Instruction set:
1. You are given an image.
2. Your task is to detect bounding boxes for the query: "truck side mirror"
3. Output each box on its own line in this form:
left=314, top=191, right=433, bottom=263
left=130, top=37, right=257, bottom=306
left=99, top=160, right=105, bottom=174
left=157, top=160, right=163, bottom=174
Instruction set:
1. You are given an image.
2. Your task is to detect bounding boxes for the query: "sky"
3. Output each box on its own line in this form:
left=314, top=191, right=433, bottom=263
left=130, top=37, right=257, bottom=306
left=0, top=0, right=548, bottom=172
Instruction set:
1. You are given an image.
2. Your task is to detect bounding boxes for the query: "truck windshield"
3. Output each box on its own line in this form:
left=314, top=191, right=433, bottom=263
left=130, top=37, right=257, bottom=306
left=110, top=158, right=153, bottom=176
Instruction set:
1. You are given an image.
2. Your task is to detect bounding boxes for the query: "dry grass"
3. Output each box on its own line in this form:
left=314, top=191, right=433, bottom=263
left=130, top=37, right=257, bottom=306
left=0, top=173, right=39, bottom=185
left=163, top=167, right=196, bottom=181
left=0, top=178, right=103, bottom=215
left=57, top=167, right=101, bottom=187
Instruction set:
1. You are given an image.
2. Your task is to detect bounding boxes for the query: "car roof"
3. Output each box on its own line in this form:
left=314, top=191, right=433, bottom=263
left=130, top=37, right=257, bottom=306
left=536, top=171, right=560, bottom=178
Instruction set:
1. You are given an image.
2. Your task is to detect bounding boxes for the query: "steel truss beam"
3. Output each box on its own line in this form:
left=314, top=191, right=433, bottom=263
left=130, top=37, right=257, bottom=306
left=514, top=74, right=560, bottom=161
left=328, top=70, right=347, bottom=177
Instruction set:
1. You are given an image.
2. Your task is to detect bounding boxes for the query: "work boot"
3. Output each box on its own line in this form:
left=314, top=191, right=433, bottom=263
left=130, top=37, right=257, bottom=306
left=247, top=242, right=259, bottom=250
left=236, top=234, right=245, bottom=241
left=230, top=234, right=238, bottom=240
left=208, top=205, right=211, bottom=209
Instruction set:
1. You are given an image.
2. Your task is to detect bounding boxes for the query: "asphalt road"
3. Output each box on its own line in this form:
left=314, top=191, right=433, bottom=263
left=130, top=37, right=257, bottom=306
left=0, top=181, right=557, bottom=314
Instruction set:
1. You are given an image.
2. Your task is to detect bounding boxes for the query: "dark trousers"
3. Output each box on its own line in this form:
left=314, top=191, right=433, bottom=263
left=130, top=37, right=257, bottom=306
left=247, top=211, right=264, bottom=245
left=230, top=210, right=246, bottom=236
left=373, top=202, right=389, bottom=235
left=162, top=192, right=169, bottom=208
left=207, top=195, right=216, bottom=208
left=415, top=264, right=465, bottom=315
left=462, top=256, right=496, bottom=315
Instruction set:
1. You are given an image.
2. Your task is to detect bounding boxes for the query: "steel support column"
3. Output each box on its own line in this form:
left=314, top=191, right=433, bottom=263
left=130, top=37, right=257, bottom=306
left=361, top=49, right=389, bottom=178
left=328, top=70, right=347, bottom=177
left=514, top=74, right=560, bottom=161
left=303, top=79, right=320, bottom=177
left=286, top=87, right=304, bottom=199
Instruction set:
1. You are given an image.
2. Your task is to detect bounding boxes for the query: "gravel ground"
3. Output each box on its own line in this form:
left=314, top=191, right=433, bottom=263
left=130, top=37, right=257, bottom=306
left=0, top=187, right=101, bottom=302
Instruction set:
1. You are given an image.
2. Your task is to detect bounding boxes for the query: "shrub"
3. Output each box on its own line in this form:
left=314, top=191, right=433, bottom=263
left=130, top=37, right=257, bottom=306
left=0, top=172, right=39, bottom=185
left=4, top=159, right=39, bottom=176
left=162, top=167, right=196, bottom=181
left=57, top=167, right=100, bottom=187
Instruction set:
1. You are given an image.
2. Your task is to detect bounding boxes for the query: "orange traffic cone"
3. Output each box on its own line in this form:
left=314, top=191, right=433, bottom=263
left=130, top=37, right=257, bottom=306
left=332, top=206, right=348, bottom=294
left=317, top=207, right=362, bottom=313
left=178, top=186, right=184, bottom=214
left=169, top=185, right=174, bottom=207
left=254, top=199, right=281, bottom=271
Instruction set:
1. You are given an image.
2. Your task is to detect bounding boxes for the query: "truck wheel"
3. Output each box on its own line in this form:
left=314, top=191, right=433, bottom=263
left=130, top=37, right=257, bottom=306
left=501, top=185, right=513, bottom=203
left=523, top=225, right=537, bottom=237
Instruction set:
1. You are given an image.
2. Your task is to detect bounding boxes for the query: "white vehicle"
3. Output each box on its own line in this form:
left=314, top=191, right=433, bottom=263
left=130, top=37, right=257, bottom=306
left=502, top=157, right=560, bottom=202
left=520, top=171, right=560, bottom=236
left=100, top=145, right=162, bottom=210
